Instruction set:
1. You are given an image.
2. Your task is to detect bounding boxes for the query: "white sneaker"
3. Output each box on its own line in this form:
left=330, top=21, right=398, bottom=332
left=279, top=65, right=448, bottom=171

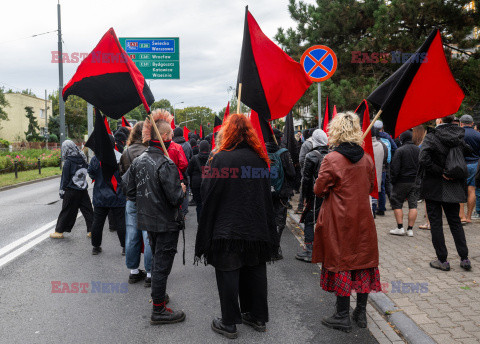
left=389, top=227, right=405, bottom=236
left=407, top=229, right=413, bottom=237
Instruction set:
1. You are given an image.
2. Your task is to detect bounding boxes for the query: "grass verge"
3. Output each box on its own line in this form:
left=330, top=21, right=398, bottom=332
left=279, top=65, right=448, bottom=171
left=0, top=167, right=61, bottom=188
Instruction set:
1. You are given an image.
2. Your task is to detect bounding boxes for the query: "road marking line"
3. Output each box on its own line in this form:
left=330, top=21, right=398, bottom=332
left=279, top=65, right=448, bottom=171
left=0, top=232, right=51, bottom=269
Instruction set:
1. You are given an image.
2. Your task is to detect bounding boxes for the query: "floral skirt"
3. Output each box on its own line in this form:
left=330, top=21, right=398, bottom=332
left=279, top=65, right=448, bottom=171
left=320, top=267, right=382, bottom=297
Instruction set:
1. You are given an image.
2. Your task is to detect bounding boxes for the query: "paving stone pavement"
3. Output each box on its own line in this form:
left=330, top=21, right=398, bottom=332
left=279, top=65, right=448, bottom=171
left=290, top=194, right=480, bottom=343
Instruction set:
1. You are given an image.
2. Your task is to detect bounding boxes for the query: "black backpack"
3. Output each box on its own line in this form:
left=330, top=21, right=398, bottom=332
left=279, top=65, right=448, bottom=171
left=444, top=146, right=468, bottom=180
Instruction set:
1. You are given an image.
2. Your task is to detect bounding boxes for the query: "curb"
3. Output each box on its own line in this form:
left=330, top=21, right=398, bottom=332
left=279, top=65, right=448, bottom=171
left=0, top=175, right=61, bottom=192
left=287, top=209, right=436, bottom=344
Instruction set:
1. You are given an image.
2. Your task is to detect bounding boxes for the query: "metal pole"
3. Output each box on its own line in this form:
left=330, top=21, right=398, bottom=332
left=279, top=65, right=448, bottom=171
left=87, top=103, right=93, bottom=161
left=57, top=2, right=66, bottom=161
left=45, top=90, right=48, bottom=146
left=317, top=82, right=321, bottom=128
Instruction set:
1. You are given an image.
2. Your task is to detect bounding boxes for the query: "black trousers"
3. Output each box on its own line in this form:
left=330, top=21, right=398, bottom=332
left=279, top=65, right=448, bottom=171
left=55, top=189, right=93, bottom=233
left=215, top=263, right=268, bottom=325
left=91, top=206, right=126, bottom=248
left=425, top=199, right=469, bottom=262
left=148, top=231, right=180, bottom=304
left=191, top=186, right=202, bottom=224
left=273, top=195, right=288, bottom=237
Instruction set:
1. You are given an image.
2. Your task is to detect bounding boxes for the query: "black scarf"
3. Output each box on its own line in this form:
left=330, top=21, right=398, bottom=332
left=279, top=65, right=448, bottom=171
left=334, top=142, right=364, bottom=163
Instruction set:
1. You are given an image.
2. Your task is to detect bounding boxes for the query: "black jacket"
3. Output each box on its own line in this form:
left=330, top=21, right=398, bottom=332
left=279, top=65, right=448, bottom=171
left=266, top=142, right=296, bottom=198
left=173, top=136, right=193, bottom=161
left=125, top=146, right=185, bottom=233
left=187, top=151, right=209, bottom=189
left=88, top=156, right=126, bottom=208
left=391, top=141, right=420, bottom=184
left=302, top=146, right=329, bottom=202
left=60, top=155, right=89, bottom=192
left=418, top=124, right=468, bottom=203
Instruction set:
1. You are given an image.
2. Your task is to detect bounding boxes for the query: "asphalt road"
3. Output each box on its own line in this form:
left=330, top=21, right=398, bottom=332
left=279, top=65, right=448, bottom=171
left=0, top=179, right=378, bottom=344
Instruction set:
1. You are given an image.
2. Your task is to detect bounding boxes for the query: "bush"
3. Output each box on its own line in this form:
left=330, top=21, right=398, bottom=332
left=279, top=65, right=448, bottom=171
left=0, top=138, right=10, bottom=148
left=48, top=134, right=58, bottom=143
left=0, top=149, right=61, bottom=174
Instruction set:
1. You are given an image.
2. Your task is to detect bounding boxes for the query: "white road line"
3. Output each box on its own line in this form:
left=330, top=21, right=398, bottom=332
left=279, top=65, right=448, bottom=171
left=0, top=214, right=81, bottom=266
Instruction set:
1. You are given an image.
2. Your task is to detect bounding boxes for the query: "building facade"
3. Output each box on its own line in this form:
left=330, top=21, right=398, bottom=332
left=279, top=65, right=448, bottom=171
left=0, top=93, right=51, bottom=142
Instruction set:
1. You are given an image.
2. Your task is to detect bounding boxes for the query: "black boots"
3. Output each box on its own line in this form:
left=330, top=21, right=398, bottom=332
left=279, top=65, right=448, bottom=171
left=150, top=301, right=185, bottom=325
left=352, top=293, right=368, bottom=328
left=321, top=296, right=352, bottom=332
left=211, top=318, right=238, bottom=339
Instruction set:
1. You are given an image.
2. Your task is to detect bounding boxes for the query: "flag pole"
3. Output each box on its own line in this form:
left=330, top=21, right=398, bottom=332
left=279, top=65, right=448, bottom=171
left=148, top=112, right=170, bottom=158
left=361, top=109, right=383, bottom=140
left=237, top=83, right=243, bottom=114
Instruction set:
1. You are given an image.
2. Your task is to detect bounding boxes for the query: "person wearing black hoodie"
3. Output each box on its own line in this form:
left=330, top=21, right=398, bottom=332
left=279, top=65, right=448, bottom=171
left=418, top=115, right=471, bottom=271
left=114, top=126, right=131, bottom=154
left=389, top=130, right=420, bottom=237
left=187, top=140, right=211, bottom=223
left=173, top=127, right=193, bottom=216
left=50, top=140, right=93, bottom=239
left=189, top=138, right=199, bottom=156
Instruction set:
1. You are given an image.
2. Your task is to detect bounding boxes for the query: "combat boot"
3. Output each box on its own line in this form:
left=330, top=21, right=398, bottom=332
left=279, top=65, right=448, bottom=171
left=352, top=293, right=368, bottom=328
left=150, top=301, right=185, bottom=325
left=321, top=296, right=352, bottom=332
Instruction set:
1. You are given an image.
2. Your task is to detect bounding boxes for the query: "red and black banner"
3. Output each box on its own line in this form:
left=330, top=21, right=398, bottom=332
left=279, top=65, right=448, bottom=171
left=355, top=100, right=378, bottom=199
left=121, top=116, right=132, bottom=128
left=283, top=112, right=298, bottom=165
left=104, top=115, right=112, bottom=135
left=85, top=108, right=119, bottom=192
left=367, top=29, right=464, bottom=138
left=236, top=7, right=312, bottom=121
left=250, top=110, right=272, bottom=161
left=63, top=28, right=154, bottom=119
left=212, top=116, right=223, bottom=150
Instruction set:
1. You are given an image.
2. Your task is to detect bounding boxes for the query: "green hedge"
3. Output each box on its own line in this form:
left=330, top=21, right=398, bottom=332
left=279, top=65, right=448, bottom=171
left=0, top=149, right=61, bottom=174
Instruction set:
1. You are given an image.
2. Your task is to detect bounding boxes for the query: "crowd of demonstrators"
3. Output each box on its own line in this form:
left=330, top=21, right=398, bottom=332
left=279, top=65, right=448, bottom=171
left=195, top=114, right=279, bottom=339
left=50, top=140, right=93, bottom=239
left=186, top=140, right=211, bottom=223
left=266, top=128, right=296, bottom=260
left=459, top=115, right=480, bottom=223
left=418, top=115, right=472, bottom=271
left=389, top=130, right=420, bottom=237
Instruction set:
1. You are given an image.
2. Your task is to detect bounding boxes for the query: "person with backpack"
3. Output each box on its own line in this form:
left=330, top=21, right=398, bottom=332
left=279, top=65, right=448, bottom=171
left=418, top=115, right=471, bottom=271
left=296, top=129, right=328, bottom=262
left=187, top=140, right=211, bottom=223
left=266, top=129, right=296, bottom=260
left=296, top=129, right=314, bottom=214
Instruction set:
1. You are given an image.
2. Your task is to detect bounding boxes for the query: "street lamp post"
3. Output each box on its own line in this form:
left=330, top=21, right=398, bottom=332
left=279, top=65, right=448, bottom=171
left=173, top=101, right=184, bottom=123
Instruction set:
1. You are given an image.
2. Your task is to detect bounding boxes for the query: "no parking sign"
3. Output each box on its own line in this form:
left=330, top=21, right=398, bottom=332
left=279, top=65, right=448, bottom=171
left=301, top=45, right=337, bottom=82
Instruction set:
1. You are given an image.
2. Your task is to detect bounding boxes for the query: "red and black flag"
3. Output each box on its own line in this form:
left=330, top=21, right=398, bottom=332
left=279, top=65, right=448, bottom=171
left=86, top=108, right=119, bottom=192
left=355, top=100, right=378, bottom=199
left=250, top=110, right=273, bottom=160
left=212, top=116, right=223, bottom=150
left=223, top=102, right=230, bottom=123
left=283, top=112, right=299, bottom=165
left=236, top=7, right=312, bottom=121
left=321, top=96, right=333, bottom=134
left=104, top=115, right=112, bottom=135
left=121, top=116, right=132, bottom=128
left=367, top=29, right=464, bottom=138
left=63, top=28, right=154, bottom=119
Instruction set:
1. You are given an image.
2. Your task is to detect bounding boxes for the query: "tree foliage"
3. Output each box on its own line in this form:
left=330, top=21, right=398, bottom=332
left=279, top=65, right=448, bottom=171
left=276, top=0, right=480, bottom=126
left=175, top=106, right=216, bottom=135
left=24, top=106, right=42, bottom=142
left=0, top=88, right=9, bottom=129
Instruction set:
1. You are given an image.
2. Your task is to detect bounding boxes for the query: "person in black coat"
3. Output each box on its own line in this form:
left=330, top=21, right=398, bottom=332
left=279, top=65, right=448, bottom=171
left=125, top=119, right=187, bottom=325
left=114, top=126, right=131, bottom=154
left=50, top=140, right=93, bottom=239
left=187, top=140, right=210, bottom=223
left=418, top=115, right=471, bottom=271
left=195, top=114, right=279, bottom=339
left=189, top=138, right=199, bottom=156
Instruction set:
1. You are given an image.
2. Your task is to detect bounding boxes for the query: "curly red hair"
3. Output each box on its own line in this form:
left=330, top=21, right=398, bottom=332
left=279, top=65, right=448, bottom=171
left=214, top=113, right=270, bottom=165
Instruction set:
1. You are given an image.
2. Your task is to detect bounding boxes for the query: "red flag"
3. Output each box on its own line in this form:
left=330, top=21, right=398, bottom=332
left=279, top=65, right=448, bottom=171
left=322, top=96, right=332, bottom=134
left=121, top=116, right=131, bottom=128
left=355, top=100, right=378, bottom=199
left=194, top=129, right=197, bottom=135
left=223, top=102, right=230, bottom=122
left=212, top=116, right=223, bottom=150
left=200, top=125, right=203, bottom=139
left=183, top=126, right=190, bottom=142
left=333, top=105, right=337, bottom=117
left=171, top=115, right=176, bottom=130
left=367, top=29, right=464, bottom=137
left=63, top=28, right=154, bottom=119
left=103, top=115, right=112, bottom=135
left=237, top=7, right=312, bottom=121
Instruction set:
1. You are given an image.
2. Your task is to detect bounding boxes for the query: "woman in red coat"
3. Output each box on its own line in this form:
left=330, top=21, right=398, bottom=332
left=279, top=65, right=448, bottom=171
left=312, top=112, right=381, bottom=332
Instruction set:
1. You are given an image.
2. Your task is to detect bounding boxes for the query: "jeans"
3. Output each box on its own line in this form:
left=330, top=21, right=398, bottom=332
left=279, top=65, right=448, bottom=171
left=372, top=198, right=378, bottom=215
left=125, top=200, right=152, bottom=273
left=148, top=231, right=180, bottom=304
left=378, top=171, right=387, bottom=212
left=191, top=187, right=202, bottom=223
left=91, top=206, right=126, bottom=248
left=476, top=187, right=480, bottom=213
left=215, top=263, right=268, bottom=325
left=425, top=199, right=469, bottom=262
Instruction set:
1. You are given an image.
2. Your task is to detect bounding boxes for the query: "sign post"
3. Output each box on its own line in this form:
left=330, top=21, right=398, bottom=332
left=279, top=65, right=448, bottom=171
left=301, top=45, right=337, bottom=128
left=119, top=37, right=180, bottom=80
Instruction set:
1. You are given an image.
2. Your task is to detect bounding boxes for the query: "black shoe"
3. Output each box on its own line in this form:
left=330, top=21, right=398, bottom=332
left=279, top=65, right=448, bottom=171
left=92, top=247, right=102, bottom=255
left=242, top=312, right=266, bottom=332
left=460, top=259, right=472, bottom=271
left=109, top=227, right=116, bottom=232
left=286, top=201, right=293, bottom=209
left=121, top=247, right=125, bottom=256
left=352, top=293, right=368, bottom=328
left=150, top=306, right=185, bottom=325
left=295, top=243, right=312, bottom=262
left=211, top=318, right=238, bottom=339
left=128, top=270, right=146, bottom=284
left=321, top=296, right=352, bottom=333
left=188, top=199, right=196, bottom=206
left=295, top=205, right=304, bottom=214
left=144, top=277, right=151, bottom=288
left=430, top=259, right=450, bottom=271
left=376, top=210, right=385, bottom=216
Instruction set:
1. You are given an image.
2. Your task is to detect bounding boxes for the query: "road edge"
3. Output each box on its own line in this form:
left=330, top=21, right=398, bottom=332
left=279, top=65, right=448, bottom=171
left=0, top=175, right=61, bottom=192
left=287, top=209, right=436, bottom=344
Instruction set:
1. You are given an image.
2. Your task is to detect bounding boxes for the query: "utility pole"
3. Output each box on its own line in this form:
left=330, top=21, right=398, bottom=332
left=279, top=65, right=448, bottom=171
left=87, top=103, right=93, bottom=161
left=44, top=90, right=48, bottom=146
left=57, top=1, right=66, bottom=158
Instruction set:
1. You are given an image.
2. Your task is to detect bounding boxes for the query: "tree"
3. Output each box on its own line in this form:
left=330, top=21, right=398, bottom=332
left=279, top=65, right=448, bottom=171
left=124, top=98, right=173, bottom=122
left=175, top=106, right=215, bottom=135
left=0, top=88, right=9, bottom=130
left=276, top=0, right=480, bottom=125
left=49, top=91, right=88, bottom=140
left=21, top=89, right=37, bottom=97
left=24, top=106, right=42, bottom=142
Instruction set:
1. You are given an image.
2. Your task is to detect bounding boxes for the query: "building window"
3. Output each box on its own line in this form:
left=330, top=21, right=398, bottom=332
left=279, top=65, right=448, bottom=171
left=40, top=109, right=45, bottom=119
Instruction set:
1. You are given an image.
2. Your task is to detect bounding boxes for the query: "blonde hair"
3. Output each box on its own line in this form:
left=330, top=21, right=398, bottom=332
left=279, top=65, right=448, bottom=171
left=142, top=109, right=173, bottom=143
left=328, top=111, right=363, bottom=147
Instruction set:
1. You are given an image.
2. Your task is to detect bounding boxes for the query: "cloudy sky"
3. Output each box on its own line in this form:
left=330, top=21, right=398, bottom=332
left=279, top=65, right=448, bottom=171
left=0, top=0, right=315, bottom=113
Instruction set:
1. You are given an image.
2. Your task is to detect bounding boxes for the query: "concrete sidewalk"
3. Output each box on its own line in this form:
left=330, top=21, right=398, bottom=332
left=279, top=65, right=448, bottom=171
left=288, top=194, right=480, bottom=344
